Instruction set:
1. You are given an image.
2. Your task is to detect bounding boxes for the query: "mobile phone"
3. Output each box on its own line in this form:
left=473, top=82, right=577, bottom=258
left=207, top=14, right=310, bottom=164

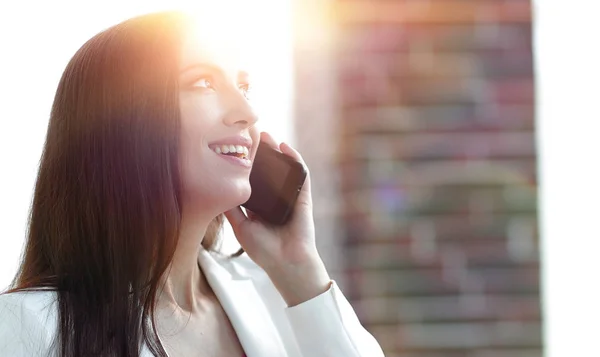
left=241, top=141, right=307, bottom=225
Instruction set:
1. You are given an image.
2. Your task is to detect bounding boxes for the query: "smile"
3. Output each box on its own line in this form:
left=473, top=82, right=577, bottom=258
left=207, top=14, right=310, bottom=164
left=209, top=144, right=250, bottom=160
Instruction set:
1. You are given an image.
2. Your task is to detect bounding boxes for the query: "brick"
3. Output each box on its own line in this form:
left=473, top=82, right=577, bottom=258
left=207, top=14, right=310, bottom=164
left=389, top=76, right=481, bottom=106
left=339, top=24, right=532, bottom=54
left=295, top=0, right=538, bottom=354
left=346, top=236, right=538, bottom=269
left=337, top=64, right=390, bottom=107
left=338, top=23, right=409, bottom=54
left=353, top=268, right=462, bottom=297
left=398, top=321, right=541, bottom=349
left=339, top=159, right=537, bottom=187
left=348, top=256, right=539, bottom=296
left=350, top=184, right=537, bottom=219
left=366, top=325, right=401, bottom=354
left=351, top=294, right=541, bottom=325
left=420, top=213, right=537, bottom=243
left=479, top=49, right=534, bottom=78
left=394, top=352, right=469, bottom=357
left=393, top=294, right=541, bottom=323
left=394, top=350, right=541, bottom=357
left=343, top=105, right=534, bottom=133
left=339, top=69, right=534, bottom=107
left=416, top=185, right=536, bottom=214
left=334, top=1, right=533, bottom=25
left=490, top=78, right=535, bottom=104
left=467, top=348, right=542, bottom=357
left=475, top=266, right=539, bottom=294
left=346, top=217, right=539, bottom=268
left=354, top=132, right=536, bottom=161
left=354, top=296, right=401, bottom=324
left=398, top=159, right=538, bottom=186
left=339, top=163, right=537, bottom=208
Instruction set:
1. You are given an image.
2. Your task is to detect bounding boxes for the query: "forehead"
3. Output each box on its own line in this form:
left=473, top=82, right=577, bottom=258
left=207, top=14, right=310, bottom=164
left=179, top=17, right=250, bottom=76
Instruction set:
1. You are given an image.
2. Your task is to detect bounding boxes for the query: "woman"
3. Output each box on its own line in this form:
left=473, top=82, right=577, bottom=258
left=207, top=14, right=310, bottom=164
left=0, top=11, right=384, bottom=357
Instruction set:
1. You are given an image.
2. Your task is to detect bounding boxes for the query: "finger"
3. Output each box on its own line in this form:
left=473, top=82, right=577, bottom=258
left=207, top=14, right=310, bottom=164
left=245, top=208, right=260, bottom=222
left=279, top=142, right=305, bottom=165
left=224, top=206, right=248, bottom=233
left=260, top=132, right=280, bottom=151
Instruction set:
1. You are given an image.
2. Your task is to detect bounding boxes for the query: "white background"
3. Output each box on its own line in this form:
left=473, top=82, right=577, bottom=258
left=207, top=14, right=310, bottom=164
left=534, top=1, right=600, bottom=356
left=0, top=1, right=599, bottom=356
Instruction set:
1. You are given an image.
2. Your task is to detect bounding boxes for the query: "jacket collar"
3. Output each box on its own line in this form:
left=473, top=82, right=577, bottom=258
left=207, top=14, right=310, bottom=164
left=197, top=248, right=287, bottom=357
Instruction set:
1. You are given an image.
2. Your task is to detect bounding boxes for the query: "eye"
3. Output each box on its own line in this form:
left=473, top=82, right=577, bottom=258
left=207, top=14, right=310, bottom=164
left=238, top=83, right=252, bottom=99
left=191, top=77, right=216, bottom=91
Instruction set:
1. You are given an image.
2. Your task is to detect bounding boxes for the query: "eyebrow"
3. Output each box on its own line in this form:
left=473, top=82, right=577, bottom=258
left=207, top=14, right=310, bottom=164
left=180, top=63, right=249, bottom=81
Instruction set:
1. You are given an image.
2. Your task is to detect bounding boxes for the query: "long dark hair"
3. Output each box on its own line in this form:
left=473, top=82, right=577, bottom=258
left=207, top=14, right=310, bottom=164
left=5, top=11, right=242, bottom=356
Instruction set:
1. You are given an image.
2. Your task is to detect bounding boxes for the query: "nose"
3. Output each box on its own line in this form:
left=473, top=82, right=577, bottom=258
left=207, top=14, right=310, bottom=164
left=222, top=92, right=259, bottom=128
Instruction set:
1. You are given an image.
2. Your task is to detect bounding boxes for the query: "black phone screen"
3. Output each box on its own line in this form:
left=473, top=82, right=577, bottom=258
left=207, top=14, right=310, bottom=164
left=242, top=142, right=306, bottom=225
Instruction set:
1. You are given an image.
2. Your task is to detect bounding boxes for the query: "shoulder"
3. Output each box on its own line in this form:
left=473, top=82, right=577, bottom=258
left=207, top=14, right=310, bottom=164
left=0, top=290, right=58, bottom=356
left=0, top=289, right=57, bottom=311
left=0, top=289, right=58, bottom=324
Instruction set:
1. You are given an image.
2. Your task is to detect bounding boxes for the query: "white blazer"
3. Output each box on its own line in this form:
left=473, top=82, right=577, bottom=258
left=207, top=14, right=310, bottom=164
left=0, top=247, right=385, bottom=356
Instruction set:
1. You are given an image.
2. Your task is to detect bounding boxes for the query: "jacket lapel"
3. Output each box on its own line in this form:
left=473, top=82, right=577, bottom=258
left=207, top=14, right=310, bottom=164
left=197, top=249, right=288, bottom=357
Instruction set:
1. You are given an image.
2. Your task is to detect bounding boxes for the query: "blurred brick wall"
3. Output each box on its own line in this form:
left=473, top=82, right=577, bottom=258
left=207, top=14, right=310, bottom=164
left=295, top=1, right=539, bottom=356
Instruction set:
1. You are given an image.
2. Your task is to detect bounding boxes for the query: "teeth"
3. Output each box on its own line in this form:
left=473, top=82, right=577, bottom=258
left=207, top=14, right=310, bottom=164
left=211, top=144, right=250, bottom=158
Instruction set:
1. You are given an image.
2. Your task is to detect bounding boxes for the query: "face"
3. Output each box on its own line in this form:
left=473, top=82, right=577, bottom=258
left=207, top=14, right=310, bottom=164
left=177, top=29, right=260, bottom=217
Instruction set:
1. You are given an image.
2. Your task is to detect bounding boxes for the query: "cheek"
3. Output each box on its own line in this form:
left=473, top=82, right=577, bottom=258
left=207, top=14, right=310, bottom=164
left=177, top=99, right=252, bottom=211
left=178, top=96, right=215, bottom=172
left=179, top=97, right=214, bottom=136
left=180, top=91, right=224, bottom=125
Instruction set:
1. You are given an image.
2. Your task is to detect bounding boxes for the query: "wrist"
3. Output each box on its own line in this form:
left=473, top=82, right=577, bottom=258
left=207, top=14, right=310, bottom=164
left=265, top=256, right=332, bottom=307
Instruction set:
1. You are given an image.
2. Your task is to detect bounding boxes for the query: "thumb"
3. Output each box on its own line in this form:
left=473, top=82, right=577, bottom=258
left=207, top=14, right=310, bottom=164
left=224, top=207, right=248, bottom=236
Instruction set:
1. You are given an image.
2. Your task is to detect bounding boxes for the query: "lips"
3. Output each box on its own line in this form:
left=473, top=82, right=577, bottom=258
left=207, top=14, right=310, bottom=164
left=208, top=136, right=253, bottom=162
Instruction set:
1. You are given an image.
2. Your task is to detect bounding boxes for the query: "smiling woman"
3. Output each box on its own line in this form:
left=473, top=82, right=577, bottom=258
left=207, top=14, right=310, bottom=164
left=0, top=10, right=384, bottom=357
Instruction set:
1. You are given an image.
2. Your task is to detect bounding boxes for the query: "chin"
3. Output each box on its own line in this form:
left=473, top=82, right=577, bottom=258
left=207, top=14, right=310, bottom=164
left=184, top=175, right=252, bottom=215
left=234, top=183, right=252, bottom=206
left=211, top=180, right=252, bottom=212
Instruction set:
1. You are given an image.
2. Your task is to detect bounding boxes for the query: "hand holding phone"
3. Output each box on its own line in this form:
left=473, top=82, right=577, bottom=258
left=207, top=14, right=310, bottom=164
left=241, top=141, right=307, bottom=225
left=225, top=135, right=321, bottom=274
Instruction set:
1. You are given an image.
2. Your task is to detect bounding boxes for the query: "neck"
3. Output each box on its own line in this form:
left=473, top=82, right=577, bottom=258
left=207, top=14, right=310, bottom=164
left=157, top=211, right=215, bottom=312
